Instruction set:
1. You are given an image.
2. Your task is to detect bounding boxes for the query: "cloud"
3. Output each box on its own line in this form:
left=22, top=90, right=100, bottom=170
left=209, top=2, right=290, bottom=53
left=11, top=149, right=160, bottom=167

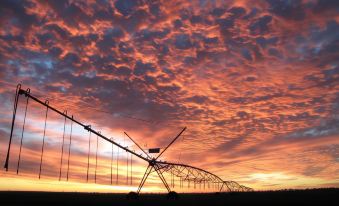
left=114, top=0, right=141, bottom=16
left=185, top=95, right=209, bottom=104
left=133, top=61, right=157, bottom=76
left=249, top=15, right=272, bottom=35
left=0, top=0, right=338, bottom=191
left=174, top=34, right=193, bottom=50
left=285, top=118, right=339, bottom=139
left=266, top=0, right=305, bottom=21
left=0, top=0, right=38, bottom=30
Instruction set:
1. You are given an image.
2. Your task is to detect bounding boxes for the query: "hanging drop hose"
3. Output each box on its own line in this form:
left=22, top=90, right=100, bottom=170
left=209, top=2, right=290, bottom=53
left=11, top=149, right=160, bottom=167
left=39, top=100, right=49, bottom=179
left=59, top=111, right=67, bottom=181
left=66, top=116, right=73, bottom=181
left=16, top=89, right=30, bottom=174
left=86, top=129, right=91, bottom=182
left=130, top=152, right=132, bottom=185
left=95, top=133, right=99, bottom=183
left=116, top=145, right=119, bottom=185
left=110, top=137, right=113, bottom=185
left=126, top=147, right=129, bottom=185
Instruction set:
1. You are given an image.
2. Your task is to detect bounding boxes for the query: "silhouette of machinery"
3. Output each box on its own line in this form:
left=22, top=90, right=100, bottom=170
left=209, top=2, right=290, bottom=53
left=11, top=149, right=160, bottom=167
left=4, top=84, right=253, bottom=194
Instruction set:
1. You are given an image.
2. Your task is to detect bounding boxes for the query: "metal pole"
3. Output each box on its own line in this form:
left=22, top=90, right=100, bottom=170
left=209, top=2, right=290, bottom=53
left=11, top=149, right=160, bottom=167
left=4, top=84, right=21, bottom=170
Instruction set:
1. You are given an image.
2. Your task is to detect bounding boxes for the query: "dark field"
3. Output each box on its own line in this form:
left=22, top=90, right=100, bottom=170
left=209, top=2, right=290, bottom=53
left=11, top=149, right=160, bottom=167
left=0, top=188, right=338, bottom=206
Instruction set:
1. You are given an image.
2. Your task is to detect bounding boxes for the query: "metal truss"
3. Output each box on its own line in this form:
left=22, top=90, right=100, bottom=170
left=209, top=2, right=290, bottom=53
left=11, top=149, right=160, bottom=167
left=152, top=162, right=253, bottom=192
left=4, top=84, right=253, bottom=194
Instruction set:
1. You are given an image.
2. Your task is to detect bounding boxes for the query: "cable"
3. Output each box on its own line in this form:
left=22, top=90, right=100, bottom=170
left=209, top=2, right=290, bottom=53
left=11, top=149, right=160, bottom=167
left=86, top=130, right=91, bottom=182
left=130, top=152, right=132, bottom=185
left=66, top=117, right=73, bottom=181
left=39, top=102, right=49, bottom=179
left=126, top=147, right=129, bottom=185
left=16, top=96, right=29, bottom=174
left=58, top=113, right=67, bottom=181
left=95, top=134, right=99, bottom=183
left=110, top=138, right=114, bottom=185
left=116, top=145, right=119, bottom=185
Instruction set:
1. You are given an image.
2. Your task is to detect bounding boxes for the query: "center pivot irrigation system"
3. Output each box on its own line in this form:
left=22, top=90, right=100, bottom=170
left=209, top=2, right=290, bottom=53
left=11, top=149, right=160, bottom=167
left=4, top=84, right=252, bottom=194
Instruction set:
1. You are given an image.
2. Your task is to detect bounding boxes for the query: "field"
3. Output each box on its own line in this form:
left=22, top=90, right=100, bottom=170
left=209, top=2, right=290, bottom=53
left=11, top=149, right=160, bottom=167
left=0, top=188, right=337, bottom=205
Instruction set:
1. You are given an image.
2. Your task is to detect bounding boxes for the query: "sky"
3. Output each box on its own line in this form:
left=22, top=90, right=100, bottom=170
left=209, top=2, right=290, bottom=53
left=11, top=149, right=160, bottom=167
left=0, top=0, right=338, bottom=192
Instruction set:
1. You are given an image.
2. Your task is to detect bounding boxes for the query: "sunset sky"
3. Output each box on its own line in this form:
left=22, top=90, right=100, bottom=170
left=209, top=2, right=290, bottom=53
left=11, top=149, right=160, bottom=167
left=0, top=0, right=338, bottom=193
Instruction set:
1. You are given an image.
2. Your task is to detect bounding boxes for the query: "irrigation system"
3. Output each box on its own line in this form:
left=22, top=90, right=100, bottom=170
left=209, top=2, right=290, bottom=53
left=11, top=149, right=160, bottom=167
left=4, top=84, right=252, bottom=194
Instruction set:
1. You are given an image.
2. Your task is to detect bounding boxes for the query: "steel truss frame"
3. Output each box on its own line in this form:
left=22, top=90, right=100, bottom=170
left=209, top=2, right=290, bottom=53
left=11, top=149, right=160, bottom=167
left=4, top=85, right=253, bottom=193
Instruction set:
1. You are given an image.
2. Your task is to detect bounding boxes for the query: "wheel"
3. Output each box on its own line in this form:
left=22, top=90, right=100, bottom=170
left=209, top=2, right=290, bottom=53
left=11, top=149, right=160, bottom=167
left=166, top=191, right=179, bottom=200
left=126, top=191, right=139, bottom=200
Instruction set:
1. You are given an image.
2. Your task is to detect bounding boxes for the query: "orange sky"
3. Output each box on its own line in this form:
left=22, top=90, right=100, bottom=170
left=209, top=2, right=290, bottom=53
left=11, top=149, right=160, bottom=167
left=0, top=0, right=338, bottom=193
